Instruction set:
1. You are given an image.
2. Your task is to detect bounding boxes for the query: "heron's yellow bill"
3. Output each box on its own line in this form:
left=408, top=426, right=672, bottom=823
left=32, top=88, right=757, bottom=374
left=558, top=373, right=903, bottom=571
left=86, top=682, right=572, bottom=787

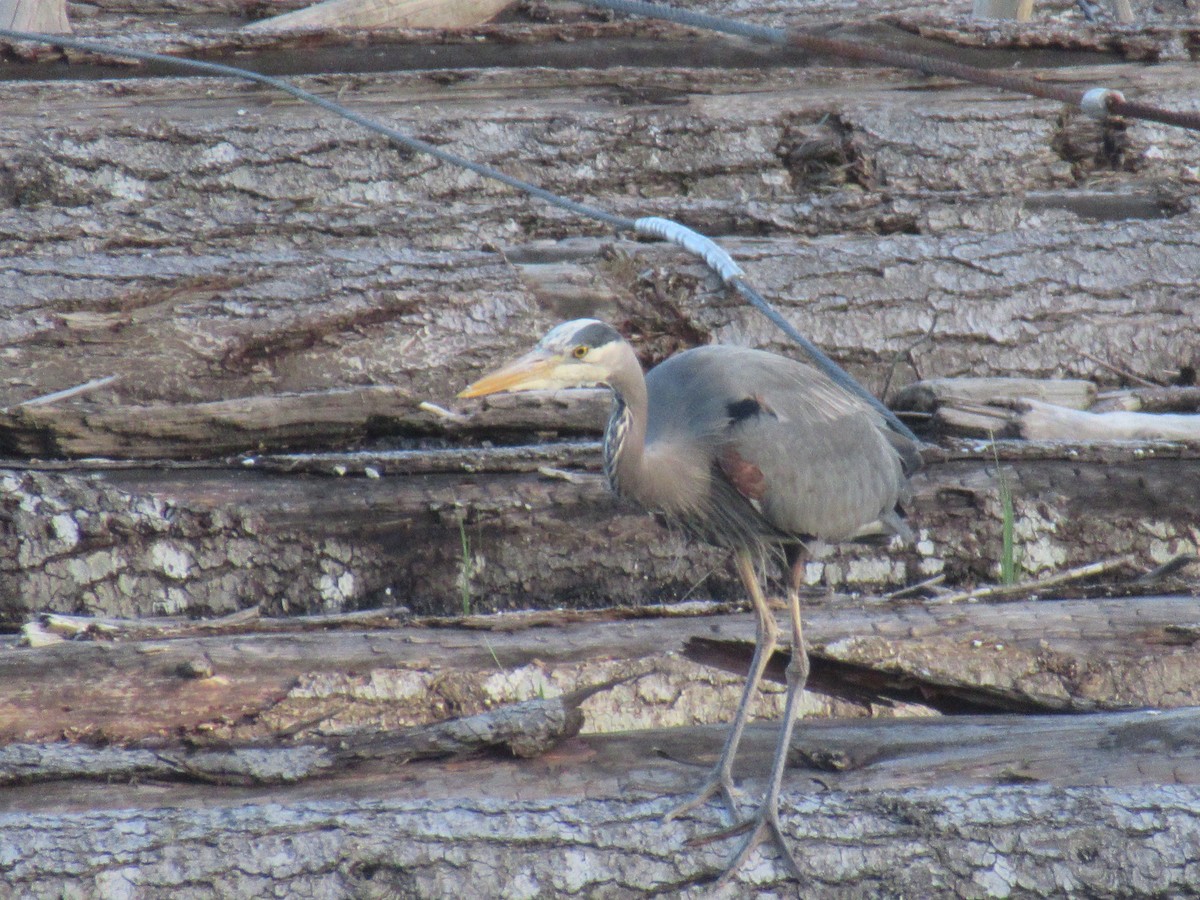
left=457, top=352, right=557, bottom=399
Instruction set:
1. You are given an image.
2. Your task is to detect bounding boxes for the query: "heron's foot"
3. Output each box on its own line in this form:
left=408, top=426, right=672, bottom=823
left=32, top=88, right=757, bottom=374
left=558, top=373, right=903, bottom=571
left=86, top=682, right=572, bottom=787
left=663, top=769, right=743, bottom=824
left=706, top=802, right=803, bottom=888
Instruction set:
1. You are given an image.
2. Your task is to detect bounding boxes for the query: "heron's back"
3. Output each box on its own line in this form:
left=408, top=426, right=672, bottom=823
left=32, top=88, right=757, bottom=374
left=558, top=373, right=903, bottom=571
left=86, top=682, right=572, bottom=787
left=641, top=345, right=915, bottom=545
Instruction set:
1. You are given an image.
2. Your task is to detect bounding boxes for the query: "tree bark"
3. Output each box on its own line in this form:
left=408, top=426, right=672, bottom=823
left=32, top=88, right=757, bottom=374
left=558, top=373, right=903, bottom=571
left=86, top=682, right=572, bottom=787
left=2, top=8, right=1199, bottom=894
left=2, top=710, right=1199, bottom=897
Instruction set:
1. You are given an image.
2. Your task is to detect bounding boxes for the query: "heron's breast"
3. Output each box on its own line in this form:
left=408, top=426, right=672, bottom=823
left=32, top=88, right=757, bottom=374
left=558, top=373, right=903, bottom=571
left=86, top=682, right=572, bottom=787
left=634, top=441, right=713, bottom=518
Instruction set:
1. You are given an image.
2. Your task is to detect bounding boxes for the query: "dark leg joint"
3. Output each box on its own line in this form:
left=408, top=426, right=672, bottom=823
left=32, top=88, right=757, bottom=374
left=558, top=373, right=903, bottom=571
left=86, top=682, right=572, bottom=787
left=786, top=643, right=809, bottom=686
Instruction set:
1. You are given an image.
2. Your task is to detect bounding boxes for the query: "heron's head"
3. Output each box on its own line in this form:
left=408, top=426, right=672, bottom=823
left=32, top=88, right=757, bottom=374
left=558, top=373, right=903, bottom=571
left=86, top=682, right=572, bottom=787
left=458, top=319, right=626, bottom=398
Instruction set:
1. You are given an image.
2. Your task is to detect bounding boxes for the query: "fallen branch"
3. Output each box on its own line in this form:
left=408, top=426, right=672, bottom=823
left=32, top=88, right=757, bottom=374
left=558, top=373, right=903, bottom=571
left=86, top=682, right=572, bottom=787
left=924, top=397, right=1200, bottom=442
left=20, top=606, right=415, bottom=646
left=1081, top=351, right=1160, bottom=389
left=1016, top=399, right=1200, bottom=443
left=929, top=555, right=1133, bottom=605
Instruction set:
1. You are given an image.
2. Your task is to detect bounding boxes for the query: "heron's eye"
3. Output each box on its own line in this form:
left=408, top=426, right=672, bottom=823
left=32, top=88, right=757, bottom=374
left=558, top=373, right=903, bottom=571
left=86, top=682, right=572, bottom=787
left=572, top=345, right=589, bottom=359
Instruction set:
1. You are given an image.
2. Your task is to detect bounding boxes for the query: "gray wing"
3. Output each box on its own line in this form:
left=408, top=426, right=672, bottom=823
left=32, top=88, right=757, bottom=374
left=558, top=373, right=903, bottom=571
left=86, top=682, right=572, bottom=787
left=644, top=345, right=914, bottom=543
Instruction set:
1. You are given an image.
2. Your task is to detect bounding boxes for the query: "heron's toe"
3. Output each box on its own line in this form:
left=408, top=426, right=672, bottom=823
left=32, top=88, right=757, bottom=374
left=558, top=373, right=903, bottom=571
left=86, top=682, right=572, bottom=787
left=663, top=771, right=744, bottom=824
left=713, top=804, right=803, bottom=887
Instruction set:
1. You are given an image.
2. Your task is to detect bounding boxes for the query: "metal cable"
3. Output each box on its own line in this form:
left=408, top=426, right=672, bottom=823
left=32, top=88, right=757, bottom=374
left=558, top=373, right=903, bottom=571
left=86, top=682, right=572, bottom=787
left=0, top=25, right=918, bottom=439
left=635, top=217, right=744, bottom=283
left=731, top=278, right=911, bottom=434
left=582, top=0, right=1200, bottom=133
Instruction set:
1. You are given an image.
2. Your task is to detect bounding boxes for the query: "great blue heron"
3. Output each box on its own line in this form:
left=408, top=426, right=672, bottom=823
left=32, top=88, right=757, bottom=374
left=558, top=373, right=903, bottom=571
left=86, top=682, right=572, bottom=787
left=459, top=318, right=918, bottom=881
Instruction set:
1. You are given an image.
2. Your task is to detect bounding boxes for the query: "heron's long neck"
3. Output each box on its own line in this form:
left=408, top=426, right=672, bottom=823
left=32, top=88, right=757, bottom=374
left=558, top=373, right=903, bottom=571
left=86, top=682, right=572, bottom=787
left=603, top=345, right=648, bottom=499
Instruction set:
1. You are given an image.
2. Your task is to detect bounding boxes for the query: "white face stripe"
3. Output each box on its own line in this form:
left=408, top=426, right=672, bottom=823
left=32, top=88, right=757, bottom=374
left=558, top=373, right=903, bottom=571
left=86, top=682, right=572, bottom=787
left=583, top=340, right=623, bottom=375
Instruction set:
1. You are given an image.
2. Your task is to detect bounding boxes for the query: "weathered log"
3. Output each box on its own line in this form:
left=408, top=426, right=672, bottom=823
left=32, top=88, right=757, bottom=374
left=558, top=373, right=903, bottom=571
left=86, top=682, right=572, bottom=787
left=2, top=710, right=1199, bottom=896
left=972, top=0, right=1033, bottom=19
left=929, top=397, right=1200, bottom=441
left=5, top=595, right=1200, bottom=745
left=2, top=219, right=1198, bottom=435
left=2, top=434, right=1198, bottom=620
left=6, top=708, right=1200, bottom=791
left=1092, top=385, right=1200, bottom=414
left=10, top=371, right=1200, bottom=462
left=0, top=688, right=599, bottom=787
left=0, top=385, right=609, bottom=458
left=1018, top=399, right=1200, bottom=442
left=2, top=60, right=1199, bottom=409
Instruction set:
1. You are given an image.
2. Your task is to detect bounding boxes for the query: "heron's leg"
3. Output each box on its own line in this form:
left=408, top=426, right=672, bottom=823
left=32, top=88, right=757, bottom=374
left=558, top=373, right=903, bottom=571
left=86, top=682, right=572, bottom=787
left=714, top=550, right=809, bottom=884
left=664, top=548, right=779, bottom=824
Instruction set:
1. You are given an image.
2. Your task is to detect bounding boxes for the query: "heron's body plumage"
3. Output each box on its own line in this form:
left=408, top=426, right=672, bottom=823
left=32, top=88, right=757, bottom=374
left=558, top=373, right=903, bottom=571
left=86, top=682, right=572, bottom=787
left=608, top=344, right=916, bottom=549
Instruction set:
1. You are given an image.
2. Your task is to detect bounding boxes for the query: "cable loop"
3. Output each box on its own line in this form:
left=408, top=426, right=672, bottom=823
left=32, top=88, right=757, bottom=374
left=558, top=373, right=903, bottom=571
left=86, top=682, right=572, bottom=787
left=635, top=217, right=744, bottom=283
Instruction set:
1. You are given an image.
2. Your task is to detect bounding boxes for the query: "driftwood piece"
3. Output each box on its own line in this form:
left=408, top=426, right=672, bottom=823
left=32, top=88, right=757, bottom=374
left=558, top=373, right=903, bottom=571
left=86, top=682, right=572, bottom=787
left=972, top=0, right=1033, bottom=20
left=1092, top=386, right=1200, bottom=414
left=931, top=397, right=1200, bottom=442
left=1018, top=399, right=1200, bottom=442
left=893, top=377, right=1097, bottom=415
left=0, top=0, right=69, bottom=33
left=244, top=0, right=515, bottom=32
left=0, top=386, right=420, bottom=459
left=0, top=385, right=609, bottom=458
left=5, top=596, right=1200, bottom=745
left=2, top=710, right=1200, bottom=896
